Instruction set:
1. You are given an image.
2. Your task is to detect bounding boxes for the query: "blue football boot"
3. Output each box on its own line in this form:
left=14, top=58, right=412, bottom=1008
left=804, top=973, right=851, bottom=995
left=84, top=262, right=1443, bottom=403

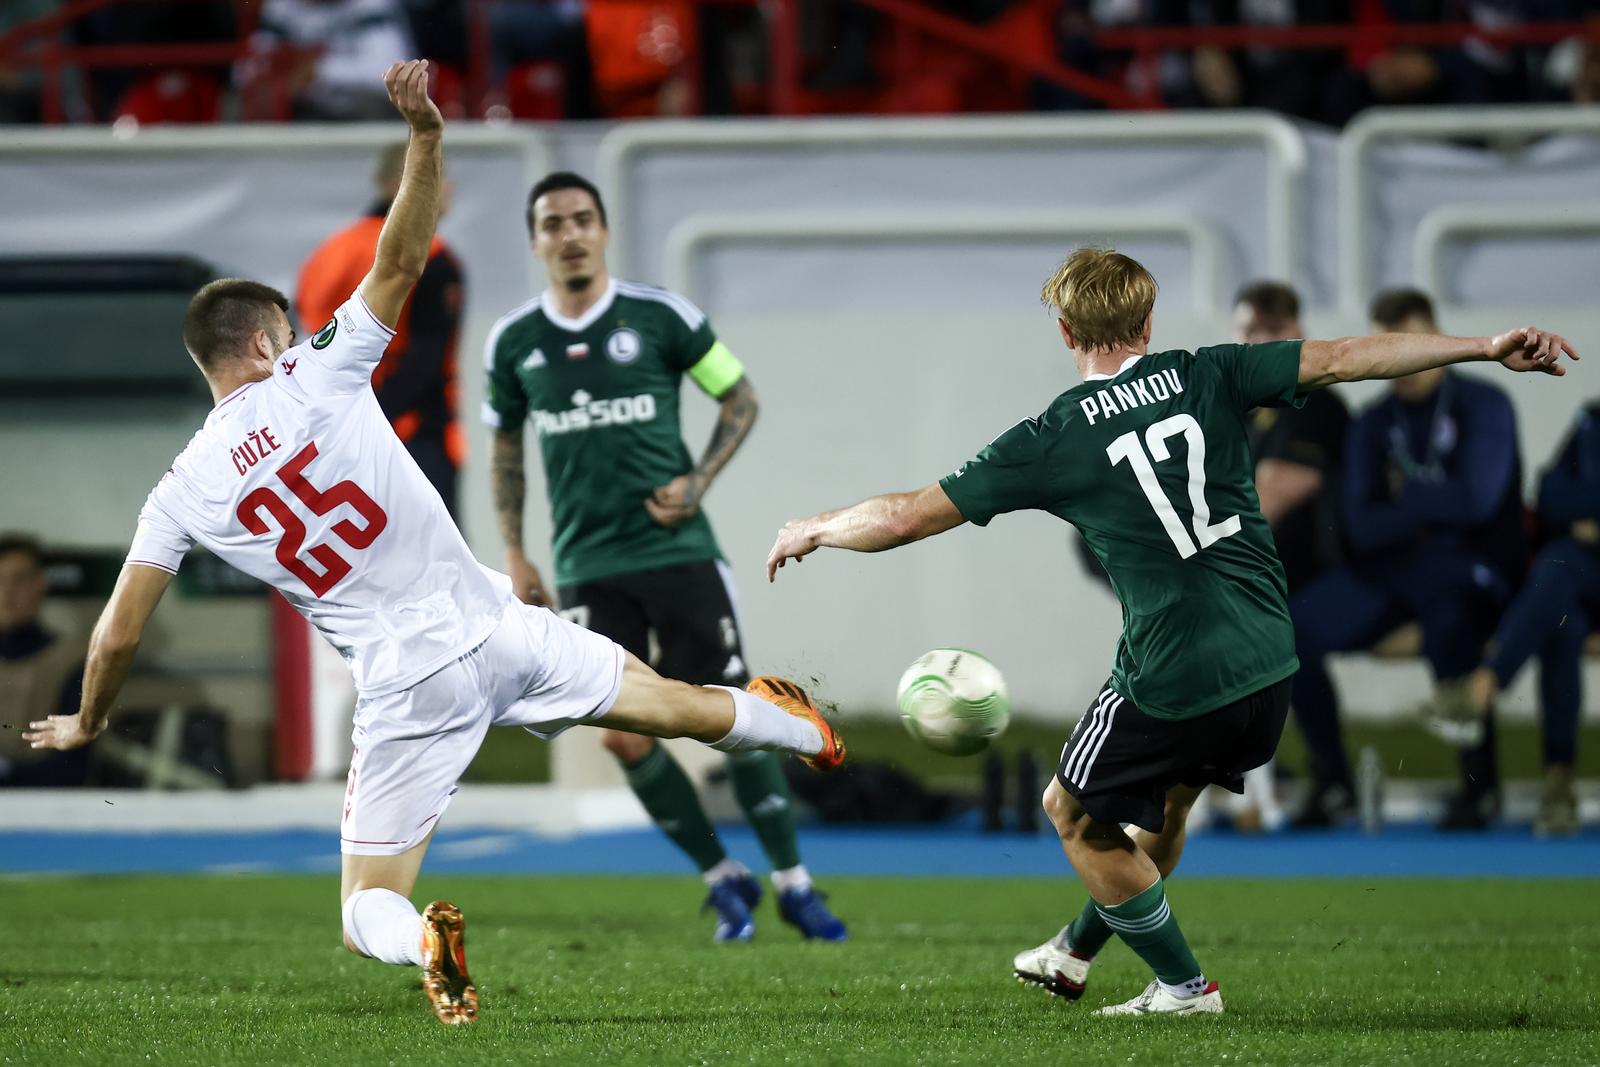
left=777, top=885, right=848, bottom=942
left=703, top=872, right=762, bottom=942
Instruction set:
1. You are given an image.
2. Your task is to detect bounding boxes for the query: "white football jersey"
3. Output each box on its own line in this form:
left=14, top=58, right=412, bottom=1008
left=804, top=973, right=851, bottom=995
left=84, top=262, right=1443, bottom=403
left=128, top=291, right=511, bottom=696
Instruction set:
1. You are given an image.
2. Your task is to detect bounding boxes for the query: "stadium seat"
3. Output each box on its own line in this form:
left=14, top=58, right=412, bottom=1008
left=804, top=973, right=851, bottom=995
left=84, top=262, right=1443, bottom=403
left=427, top=62, right=469, bottom=120
left=504, top=62, right=566, bottom=120
left=112, top=71, right=223, bottom=125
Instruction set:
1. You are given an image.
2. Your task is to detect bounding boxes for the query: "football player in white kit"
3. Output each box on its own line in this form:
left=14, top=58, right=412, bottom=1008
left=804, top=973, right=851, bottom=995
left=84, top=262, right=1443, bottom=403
left=24, top=61, right=844, bottom=1027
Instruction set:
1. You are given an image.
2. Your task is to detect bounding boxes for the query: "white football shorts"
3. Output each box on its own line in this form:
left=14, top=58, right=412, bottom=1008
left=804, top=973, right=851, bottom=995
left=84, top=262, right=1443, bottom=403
left=339, top=601, right=625, bottom=855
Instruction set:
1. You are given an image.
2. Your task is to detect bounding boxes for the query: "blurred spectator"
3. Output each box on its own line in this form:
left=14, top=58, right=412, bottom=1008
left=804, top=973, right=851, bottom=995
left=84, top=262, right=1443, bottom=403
left=1328, top=0, right=1580, bottom=122
left=297, top=143, right=465, bottom=516
left=255, top=0, right=417, bottom=120
left=1424, top=401, right=1600, bottom=836
left=0, top=0, right=57, bottom=123
left=1189, top=0, right=1351, bottom=121
left=1288, top=289, right=1526, bottom=830
left=1579, top=38, right=1600, bottom=101
left=1040, top=0, right=1195, bottom=109
left=585, top=0, right=696, bottom=116
left=0, top=534, right=90, bottom=787
left=1224, top=282, right=1348, bottom=832
left=1551, top=35, right=1600, bottom=100
left=402, top=0, right=469, bottom=70
left=1434, top=0, right=1577, bottom=105
left=488, top=0, right=597, bottom=117
left=1235, top=282, right=1350, bottom=595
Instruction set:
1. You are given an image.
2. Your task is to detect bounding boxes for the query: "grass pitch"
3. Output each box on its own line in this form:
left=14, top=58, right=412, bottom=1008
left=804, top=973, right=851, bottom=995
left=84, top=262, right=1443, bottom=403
left=2, top=875, right=1595, bottom=1066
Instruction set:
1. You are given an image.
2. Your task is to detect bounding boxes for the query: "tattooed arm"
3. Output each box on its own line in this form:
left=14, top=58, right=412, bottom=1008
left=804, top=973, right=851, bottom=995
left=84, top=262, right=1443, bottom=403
left=492, top=427, right=552, bottom=606
left=646, top=376, right=760, bottom=528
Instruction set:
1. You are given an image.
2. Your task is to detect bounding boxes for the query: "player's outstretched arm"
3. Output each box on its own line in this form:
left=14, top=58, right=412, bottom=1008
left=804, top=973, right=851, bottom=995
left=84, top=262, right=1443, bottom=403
left=23, top=565, right=172, bottom=752
left=359, top=60, right=445, bottom=330
left=1298, top=327, right=1577, bottom=390
left=766, top=482, right=966, bottom=581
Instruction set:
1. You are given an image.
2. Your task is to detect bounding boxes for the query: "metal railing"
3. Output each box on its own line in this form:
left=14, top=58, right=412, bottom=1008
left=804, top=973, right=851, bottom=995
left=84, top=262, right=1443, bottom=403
left=661, top=211, right=1225, bottom=312
left=596, top=112, right=1307, bottom=285
left=1413, top=204, right=1600, bottom=309
left=1337, top=106, right=1600, bottom=316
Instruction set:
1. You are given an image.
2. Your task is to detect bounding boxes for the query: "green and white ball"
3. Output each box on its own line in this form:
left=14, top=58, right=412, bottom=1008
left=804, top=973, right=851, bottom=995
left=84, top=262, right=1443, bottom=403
left=896, top=648, right=1011, bottom=756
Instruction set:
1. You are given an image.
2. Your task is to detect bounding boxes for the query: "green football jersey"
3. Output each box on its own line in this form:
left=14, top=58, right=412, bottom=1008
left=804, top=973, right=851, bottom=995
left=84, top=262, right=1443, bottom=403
left=939, top=341, right=1306, bottom=720
left=484, top=279, right=740, bottom=586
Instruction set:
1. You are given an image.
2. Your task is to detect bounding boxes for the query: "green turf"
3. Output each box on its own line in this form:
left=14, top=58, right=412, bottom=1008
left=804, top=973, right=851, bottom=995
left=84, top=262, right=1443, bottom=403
left=3, top=875, right=1595, bottom=1065
left=464, top=714, right=1598, bottom=786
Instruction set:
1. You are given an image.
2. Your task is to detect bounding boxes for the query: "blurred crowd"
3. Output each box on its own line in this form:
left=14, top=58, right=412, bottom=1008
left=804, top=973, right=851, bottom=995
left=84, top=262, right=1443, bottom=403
left=0, top=0, right=1596, bottom=125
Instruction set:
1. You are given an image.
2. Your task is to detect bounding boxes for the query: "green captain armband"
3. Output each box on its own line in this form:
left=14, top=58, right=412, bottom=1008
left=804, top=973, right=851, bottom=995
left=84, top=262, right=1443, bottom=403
left=687, top=341, right=745, bottom=397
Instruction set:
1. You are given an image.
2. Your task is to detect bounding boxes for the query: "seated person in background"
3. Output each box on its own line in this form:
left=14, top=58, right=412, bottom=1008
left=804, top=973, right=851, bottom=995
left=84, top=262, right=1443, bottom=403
left=0, top=534, right=89, bottom=786
left=1229, top=281, right=1350, bottom=830
left=1187, top=0, right=1351, bottom=122
left=1235, top=282, right=1350, bottom=594
left=1040, top=0, right=1194, bottom=110
left=1426, top=401, right=1600, bottom=836
left=254, top=0, right=417, bottom=120
left=1289, top=289, right=1526, bottom=830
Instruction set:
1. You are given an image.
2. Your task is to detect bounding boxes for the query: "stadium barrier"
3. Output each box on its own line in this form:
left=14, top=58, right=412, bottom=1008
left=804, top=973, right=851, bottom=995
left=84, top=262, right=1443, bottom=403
left=594, top=113, right=1307, bottom=285
left=2, top=113, right=1597, bottom=787
left=1337, top=106, right=1600, bottom=317
left=660, top=211, right=1227, bottom=314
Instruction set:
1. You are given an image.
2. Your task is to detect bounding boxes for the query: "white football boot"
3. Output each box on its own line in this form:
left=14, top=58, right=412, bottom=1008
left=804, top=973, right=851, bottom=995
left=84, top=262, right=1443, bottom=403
left=1097, top=979, right=1224, bottom=1016
left=1013, top=927, right=1093, bottom=1001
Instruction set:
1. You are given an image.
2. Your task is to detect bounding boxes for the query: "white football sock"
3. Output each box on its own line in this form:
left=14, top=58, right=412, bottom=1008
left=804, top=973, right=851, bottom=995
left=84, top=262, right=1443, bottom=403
left=708, top=687, right=822, bottom=756
left=770, top=865, right=812, bottom=894
left=702, top=857, right=751, bottom=886
left=1159, top=974, right=1209, bottom=999
left=342, top=888, right=423, bottom=966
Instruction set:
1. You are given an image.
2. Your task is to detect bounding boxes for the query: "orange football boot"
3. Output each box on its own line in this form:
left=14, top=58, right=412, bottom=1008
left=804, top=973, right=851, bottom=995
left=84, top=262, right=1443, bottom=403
left=420, top=901, right=478, bottom=1025
left=745, top=676, right=846, bottom=772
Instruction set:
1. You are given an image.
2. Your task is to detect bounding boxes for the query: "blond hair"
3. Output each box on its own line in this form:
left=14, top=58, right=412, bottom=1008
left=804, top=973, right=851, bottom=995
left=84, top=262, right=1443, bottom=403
left=1040, top=248, right=1158, bottom=351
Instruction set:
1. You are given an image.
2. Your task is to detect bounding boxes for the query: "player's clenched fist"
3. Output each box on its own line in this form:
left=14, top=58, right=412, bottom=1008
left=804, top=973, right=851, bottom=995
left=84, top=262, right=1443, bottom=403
left=384, top=59, right=443, bottom=134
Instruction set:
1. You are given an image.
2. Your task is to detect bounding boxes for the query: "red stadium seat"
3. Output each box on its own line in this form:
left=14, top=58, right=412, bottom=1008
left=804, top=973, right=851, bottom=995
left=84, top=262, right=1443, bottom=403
left=504, top=62, right=566, bottom=120
left=113, top=71, right=223, bottom=125
left=426, top=62, right=469, bottom=120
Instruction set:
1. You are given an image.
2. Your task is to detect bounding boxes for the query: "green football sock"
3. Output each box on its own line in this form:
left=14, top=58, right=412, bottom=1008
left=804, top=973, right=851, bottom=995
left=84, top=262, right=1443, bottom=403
left=623, top=743, right=726, bottom=873
left=1095, top=879, right=1203, bottom=986
left=726, top=751, right=802, bottom=871
left=1065, top=897, right=1114, bottom=958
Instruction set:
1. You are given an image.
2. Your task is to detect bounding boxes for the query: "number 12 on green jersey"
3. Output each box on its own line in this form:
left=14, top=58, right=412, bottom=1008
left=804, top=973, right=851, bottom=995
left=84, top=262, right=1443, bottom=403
left=1106, top=413, right=1241, bottom=559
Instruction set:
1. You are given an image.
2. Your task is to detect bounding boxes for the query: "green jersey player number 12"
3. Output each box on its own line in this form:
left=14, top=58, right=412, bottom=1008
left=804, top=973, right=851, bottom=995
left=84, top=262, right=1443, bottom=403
left=1106, top=413, right=1241, bottom=559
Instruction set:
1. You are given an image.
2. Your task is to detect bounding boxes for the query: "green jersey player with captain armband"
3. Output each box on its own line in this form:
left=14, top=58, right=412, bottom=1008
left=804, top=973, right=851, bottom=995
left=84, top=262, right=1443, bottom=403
left=484, top=171, right=847, bottom=944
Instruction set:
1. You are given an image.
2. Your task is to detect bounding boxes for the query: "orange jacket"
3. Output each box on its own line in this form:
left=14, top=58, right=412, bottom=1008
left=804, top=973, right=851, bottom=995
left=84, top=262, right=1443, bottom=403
left=297, top=211, right=465, bottom=466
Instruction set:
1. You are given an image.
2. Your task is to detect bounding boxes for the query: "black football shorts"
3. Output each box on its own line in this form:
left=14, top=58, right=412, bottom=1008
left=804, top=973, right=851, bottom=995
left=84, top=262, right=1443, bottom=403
left=558, top=559, right=750, bottom=687
left=1056, top=675, right=1292, bottom=832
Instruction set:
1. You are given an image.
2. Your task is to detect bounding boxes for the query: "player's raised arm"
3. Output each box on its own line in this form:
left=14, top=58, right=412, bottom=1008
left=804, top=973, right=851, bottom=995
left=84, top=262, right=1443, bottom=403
left=23, top=564, right=173, bottom=752
left=1298, top=327, right=1578, bottom=390
left=359, top=61, right=445, bottom=329
left=766, top=483, right=966, bottom=581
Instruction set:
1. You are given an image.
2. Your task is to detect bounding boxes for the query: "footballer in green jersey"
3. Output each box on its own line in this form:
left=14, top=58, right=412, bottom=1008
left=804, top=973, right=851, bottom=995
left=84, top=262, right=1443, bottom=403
left=487, top=172, right=847, bottom=944
left=766, top=247, right=1577, bottom=1015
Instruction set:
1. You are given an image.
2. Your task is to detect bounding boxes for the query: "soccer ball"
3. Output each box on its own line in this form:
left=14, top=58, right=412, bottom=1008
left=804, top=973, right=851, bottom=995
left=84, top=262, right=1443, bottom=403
left=896, top=648, right=1011, bottom=756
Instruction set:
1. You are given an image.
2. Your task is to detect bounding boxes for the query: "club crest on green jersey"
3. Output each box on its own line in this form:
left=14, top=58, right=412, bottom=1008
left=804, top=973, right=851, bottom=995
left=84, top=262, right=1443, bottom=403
left=606, top=327, right=643, bottom=364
